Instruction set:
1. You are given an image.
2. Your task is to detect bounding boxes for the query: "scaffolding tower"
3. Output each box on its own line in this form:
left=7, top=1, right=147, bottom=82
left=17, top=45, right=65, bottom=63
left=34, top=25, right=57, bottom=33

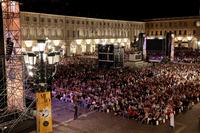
left=0, top=1, right=35, bottom=132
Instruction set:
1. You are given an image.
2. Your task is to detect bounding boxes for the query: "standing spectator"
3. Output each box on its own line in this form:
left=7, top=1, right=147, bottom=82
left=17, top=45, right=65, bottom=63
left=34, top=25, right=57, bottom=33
left=169, top=111, right=174, bottom=128
left=74, top=103, right=78, bottom=120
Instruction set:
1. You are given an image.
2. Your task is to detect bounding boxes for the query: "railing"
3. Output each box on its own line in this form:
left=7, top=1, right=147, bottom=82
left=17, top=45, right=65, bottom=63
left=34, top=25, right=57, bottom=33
left=8, top=99, right=36, bottom=133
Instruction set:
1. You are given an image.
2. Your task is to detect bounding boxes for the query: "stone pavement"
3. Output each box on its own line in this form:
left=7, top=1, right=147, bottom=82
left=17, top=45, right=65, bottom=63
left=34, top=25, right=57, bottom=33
left=52, top=103, right=200, bottom=133
left=29, top=102, right=200, bottom=133
left=52, top=97, right=89, bottom=123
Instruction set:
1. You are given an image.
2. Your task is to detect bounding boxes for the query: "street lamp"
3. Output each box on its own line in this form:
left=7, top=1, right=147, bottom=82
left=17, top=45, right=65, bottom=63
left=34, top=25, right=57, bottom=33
left=23, top=39, right=61, bottom=133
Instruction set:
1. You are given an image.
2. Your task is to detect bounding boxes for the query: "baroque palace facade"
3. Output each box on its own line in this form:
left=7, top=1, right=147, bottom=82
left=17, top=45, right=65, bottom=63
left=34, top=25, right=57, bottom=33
left=20, top=11, right=200, bottom=55
left=20, top=12, right=145, bottom=56
left=145, top=16, right=200, bottom=49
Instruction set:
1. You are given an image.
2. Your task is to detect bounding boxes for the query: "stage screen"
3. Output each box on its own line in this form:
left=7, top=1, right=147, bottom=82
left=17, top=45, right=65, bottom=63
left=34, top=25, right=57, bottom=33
left=146, top=39, right=165, bottom=51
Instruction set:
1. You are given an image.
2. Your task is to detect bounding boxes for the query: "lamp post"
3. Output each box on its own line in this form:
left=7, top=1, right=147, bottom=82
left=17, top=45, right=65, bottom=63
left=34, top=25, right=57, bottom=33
left=23, top=39, right=61, bottom=133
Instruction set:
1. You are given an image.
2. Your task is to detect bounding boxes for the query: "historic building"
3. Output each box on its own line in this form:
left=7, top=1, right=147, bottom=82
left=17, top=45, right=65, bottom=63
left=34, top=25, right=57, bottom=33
left=20, top=12, right=145, bottom=56
left=20, top=11, right=200, bottom=55
left=145, top=16, right=200, bottom=49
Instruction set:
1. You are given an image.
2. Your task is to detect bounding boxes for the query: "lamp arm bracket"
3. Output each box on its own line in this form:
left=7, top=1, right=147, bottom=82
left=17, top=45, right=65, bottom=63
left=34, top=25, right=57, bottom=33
left=52, top=63, right=57, bottom=77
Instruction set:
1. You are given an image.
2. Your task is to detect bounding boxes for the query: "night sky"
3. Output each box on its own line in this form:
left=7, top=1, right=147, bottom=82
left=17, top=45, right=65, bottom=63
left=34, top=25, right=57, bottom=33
left=17, top=0, right=200, bottom=20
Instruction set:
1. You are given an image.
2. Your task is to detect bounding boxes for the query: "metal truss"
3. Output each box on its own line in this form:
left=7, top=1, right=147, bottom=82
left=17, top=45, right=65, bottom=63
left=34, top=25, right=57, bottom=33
left=0, top=1, right=35, bottom=132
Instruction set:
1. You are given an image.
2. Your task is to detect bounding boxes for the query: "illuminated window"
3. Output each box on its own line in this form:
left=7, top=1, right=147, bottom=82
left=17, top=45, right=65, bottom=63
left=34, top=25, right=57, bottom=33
left=48, top=18, right=51, bottom=23
left=40, top=18, right=44, bottom=22
left=179, top=30, right=181, bottom=35
left=184, top=30, right=187, bottom=35
left=25, top=17, right=29, bottom=21
left=193, top=22, right=196, bottom=26
left=73, top=31, right=75, bottom=37
left=193, top=30, right=196, bottom=35
left=146, top=23, right=149, bottom=28
left=174, top=31, right=177, bottom=35
left=174, top=22, right=177, bottom=27
left=67, top=30, right=70, bottom=37
left=33, top=17, right=37, bottom=22
left=77, top=30, right=80, bottom=38
left=179, top=21, right=183, bottom=27
left=54, top=19, right=57, bottom=23
left=60, top=19, right=63, bottom=23
left=184, top=22, right=187, bottom=27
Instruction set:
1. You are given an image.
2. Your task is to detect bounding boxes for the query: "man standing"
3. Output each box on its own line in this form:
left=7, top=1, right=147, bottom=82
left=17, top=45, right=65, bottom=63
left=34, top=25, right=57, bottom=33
left=74, top=103, right=78, bottom=120
left=169, top=111, right=175, bottom=128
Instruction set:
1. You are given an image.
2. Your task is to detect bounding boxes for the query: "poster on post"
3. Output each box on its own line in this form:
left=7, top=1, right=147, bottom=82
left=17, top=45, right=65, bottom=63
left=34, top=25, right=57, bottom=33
left=36, top=91, right=53, bottom=133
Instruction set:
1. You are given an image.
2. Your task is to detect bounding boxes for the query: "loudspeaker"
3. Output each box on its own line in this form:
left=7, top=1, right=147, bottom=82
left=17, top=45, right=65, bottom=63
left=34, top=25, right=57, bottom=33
left=98, top=44, right=115, bottom=68
left=138, top=33, right=145, bottom=51
left=165, top=32, right=172, bottom=57
left=6, top=37, right=14, bottom=61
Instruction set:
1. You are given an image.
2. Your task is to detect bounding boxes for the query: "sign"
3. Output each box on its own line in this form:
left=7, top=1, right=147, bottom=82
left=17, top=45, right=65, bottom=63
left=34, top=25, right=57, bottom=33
left=36, top=92, right=53, bottom=133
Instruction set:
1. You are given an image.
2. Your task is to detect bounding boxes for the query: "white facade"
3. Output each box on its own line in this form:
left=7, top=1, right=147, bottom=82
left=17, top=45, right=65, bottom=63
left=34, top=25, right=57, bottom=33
left=20, top=12, right=145, bottom=56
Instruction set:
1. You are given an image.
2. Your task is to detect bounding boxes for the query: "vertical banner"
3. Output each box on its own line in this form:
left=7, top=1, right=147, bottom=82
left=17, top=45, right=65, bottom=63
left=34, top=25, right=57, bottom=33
left=36, top=92, right=53, bottom=133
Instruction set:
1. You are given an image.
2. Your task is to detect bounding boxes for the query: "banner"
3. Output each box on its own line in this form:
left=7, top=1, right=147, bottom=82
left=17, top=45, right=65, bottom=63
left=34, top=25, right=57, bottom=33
left=36, top=91, right=53, bottom=133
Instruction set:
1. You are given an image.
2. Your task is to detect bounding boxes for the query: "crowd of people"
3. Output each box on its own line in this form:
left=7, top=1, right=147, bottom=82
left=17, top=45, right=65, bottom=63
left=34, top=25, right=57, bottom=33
left=51, top=56, right=200, bottom=125
left=174, top=47, right=200, bottom=63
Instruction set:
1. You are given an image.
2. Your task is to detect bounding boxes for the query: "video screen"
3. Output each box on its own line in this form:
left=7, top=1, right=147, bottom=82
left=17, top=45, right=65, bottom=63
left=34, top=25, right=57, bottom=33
left=146, top=39, right=165, bottom=51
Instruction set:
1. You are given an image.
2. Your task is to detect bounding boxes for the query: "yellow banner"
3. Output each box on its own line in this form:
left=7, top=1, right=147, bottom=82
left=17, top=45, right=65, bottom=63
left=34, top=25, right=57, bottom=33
left=36, top=91, right=53, bottom=133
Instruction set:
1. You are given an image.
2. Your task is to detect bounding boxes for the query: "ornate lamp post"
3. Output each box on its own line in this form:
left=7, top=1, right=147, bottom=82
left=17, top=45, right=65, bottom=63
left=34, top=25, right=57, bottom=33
left=23, top=39, right=61, bottom=133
